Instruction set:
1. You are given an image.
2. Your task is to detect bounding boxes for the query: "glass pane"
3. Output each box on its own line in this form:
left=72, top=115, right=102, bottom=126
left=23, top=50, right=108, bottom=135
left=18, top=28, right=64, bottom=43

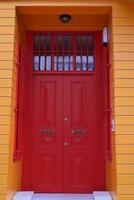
left=40, top=35, right=45, bottom=52
left=40, top=55, right=45, bottom=71
left=46, top=56, right=51, bottom=71
left=46, top=35, right=51, bottom=51
left=70, top=56, right=73, bottom=71
left=33, top=55, right=39, bottom=71
left=88, top=55, right=94, bottom=71
left=54, top=56, right=57, bottom=71
left=34, top=34, right=39, bottom=51
left=58, top=36, right=63, bottom=50
left=76, top=56, right=81, bottom=71
left=64, top=56, right=69, bottom=71
left=82, top=56, right=87, bottom=71
left=87, top=35, right=94, bottom=51
left=58, top=56, right=63, bottom=71
left=64, top=36, right=69, bottom=51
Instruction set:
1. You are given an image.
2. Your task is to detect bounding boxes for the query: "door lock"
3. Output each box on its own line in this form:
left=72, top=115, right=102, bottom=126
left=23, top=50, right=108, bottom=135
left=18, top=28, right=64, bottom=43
left=64, top=117, right=69, bottom=122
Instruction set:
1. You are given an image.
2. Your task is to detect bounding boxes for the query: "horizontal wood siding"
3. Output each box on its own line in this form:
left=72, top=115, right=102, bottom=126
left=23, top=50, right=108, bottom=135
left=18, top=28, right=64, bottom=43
left=112, top=3, right=134, bottom=200
left=0, top=3, right=22, bottom=200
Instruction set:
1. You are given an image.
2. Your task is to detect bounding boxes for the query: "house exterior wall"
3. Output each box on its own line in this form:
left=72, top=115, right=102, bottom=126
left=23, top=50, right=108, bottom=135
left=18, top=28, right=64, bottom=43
left=112, top=4, right=134, bottom=200
left=0, top=1, right=134, bottom=200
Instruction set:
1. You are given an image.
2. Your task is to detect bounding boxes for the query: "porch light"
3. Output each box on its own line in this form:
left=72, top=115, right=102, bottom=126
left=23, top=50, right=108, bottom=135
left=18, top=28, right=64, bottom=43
left=59, top=14, right=72, bottom=23
left=103, top=27, right=108, bottom=46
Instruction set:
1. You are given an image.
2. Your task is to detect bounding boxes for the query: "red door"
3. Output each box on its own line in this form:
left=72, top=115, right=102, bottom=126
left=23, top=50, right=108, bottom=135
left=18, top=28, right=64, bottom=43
left=23, top=32, right=105, bottom=193
left=31, top=76, right=63, bottom=192
left=31, top=75, right=104, bottom=193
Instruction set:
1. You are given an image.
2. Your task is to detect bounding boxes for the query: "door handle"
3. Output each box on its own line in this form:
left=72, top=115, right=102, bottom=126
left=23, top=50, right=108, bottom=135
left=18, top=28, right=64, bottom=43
left=40, top=129, right=54, bottom=135
left=72, top=129, right=86, bottom=135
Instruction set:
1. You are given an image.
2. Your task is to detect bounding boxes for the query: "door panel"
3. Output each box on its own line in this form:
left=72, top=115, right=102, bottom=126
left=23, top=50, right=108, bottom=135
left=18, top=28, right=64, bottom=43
left=31, top=76, right=63, bottom=192
left=63, top=76, right=96, bottom=192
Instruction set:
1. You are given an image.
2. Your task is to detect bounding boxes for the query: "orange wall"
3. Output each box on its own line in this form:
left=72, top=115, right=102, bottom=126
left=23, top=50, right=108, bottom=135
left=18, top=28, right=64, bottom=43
left=0, top=1, right=134, bottom=200
left=112, top=4, right=134, bottom=200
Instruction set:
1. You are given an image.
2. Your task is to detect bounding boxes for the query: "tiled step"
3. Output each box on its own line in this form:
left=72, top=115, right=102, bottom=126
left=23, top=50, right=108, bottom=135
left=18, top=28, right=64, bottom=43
left=93, top=192, right=112, bottom=200
left=13, top=191, right=34, bottom=200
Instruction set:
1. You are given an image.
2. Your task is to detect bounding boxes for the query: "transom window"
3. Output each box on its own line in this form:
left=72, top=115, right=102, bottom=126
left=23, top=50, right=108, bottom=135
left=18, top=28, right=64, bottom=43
left=33, top=32, right=94, bottom=72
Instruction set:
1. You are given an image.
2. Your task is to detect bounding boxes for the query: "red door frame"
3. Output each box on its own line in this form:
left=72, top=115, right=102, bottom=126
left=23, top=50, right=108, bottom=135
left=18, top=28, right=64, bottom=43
left=21, top=31, right=111, bottom=191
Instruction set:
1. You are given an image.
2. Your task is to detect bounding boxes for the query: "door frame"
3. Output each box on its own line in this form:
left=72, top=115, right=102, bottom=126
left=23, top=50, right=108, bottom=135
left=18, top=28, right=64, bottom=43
left=21, top=31, right=111, bottom=191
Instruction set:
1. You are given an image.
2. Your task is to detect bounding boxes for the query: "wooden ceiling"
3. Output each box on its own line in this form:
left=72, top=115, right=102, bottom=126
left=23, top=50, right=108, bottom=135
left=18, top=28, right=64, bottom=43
left=19, top=14, right=109, bottom=31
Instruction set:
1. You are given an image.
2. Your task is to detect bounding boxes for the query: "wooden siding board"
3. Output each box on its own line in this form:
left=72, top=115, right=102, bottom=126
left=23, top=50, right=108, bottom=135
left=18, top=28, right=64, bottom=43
left=114, top=61, right=134, bottom=69
left=113, top=26, right=134, bottom=35
left=0, top=135, right=10, bottom=145
left=113, top=9, right=134, bottom=18
left=115, top=107, right=134, bottom=115
left=116, top=125, right=134, bottom=134
left=117, top=164, right=134, bottom=174
left=114, top=44, right=134, bottom=52
left=0, top=10, right=15, bottom=18
left=0, top=145, right=9, bottom=155
left=117, top=185, right=134, bottom=194
left=116, top=145, right=134, bottom=154
left=0, top=61, right=14, bottom=69
left=115, top=116, right=134, bottom=125
left=0, top=52, right=15, bottom=61
left=0, top=43, right=14, bottom=52
left=0, top=185, right=7, bottom=194
left=117, top=195, right=134, bottom=200
left=115, top=97, right=134, bottom=106
left=116, top=135, right=134, bottom=145
left=115, top=79, right=134, bottom=87
left=0, top=165, right=8, bottom=174
left=0, top=26, right=15, bottom=34
left=114, top=70, right=134, bottom=79
left=0, top=18, right=15, bottom=26
left=114, top=52, right=134, bottom=61
left=113, top=17, right=134, bottom=26
left=0, top=35, right=15, bottom=43
left=116, top=154, right=134, bottom=164
left=115, top=88, right=134, bottom=97
left=0, top=70, right=13, bottom=79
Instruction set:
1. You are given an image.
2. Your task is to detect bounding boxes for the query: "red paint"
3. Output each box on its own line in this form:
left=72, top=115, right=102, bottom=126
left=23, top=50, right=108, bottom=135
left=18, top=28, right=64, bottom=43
left=22, top=32, right=107, bottom=192
left=13, top=42, right=23, bottom=161
left=102, top=44, right=112, bottom=160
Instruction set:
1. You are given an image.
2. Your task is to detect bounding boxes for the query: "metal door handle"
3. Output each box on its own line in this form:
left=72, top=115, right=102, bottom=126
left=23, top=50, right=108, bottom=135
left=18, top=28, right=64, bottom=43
left=72, top=129, right=86, bottom=135
left=40, top=129, right=54, bottom=135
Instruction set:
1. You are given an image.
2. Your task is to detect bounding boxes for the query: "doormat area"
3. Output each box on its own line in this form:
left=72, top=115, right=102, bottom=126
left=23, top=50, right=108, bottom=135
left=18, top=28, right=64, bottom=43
left=33, top=194, right=94, bottom=200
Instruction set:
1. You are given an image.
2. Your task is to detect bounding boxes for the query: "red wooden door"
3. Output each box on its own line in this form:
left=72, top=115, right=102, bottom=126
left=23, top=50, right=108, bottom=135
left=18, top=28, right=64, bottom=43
left=31, top=75, right=104, bottom=193
left=31, top=76, right=63, bottom=192
left=64, top=76, right=95, bottom=192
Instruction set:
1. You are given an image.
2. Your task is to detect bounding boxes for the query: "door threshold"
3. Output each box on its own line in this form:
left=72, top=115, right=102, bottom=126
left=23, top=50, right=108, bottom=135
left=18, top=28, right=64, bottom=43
left=33, top=194, right=94, bottom=200
left=13, top=191, right=112, bottom=200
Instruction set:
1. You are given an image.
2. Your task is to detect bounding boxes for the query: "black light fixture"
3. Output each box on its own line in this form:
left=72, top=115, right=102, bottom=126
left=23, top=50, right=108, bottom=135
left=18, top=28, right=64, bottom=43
left=59, top=14, right=72, bottom=23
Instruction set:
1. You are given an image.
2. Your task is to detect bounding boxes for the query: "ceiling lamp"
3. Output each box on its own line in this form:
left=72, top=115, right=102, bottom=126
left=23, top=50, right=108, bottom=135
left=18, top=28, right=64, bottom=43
left=59, top=14, right=72, bottom=23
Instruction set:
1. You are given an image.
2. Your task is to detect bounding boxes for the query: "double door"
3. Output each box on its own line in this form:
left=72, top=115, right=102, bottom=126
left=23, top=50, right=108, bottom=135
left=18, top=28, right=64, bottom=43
left=31, top=75, right=104, bottom=192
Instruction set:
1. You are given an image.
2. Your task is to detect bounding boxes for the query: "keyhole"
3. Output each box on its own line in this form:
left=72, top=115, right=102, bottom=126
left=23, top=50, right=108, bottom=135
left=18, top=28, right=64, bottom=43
left=64, top=117, right=68, bottom=122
